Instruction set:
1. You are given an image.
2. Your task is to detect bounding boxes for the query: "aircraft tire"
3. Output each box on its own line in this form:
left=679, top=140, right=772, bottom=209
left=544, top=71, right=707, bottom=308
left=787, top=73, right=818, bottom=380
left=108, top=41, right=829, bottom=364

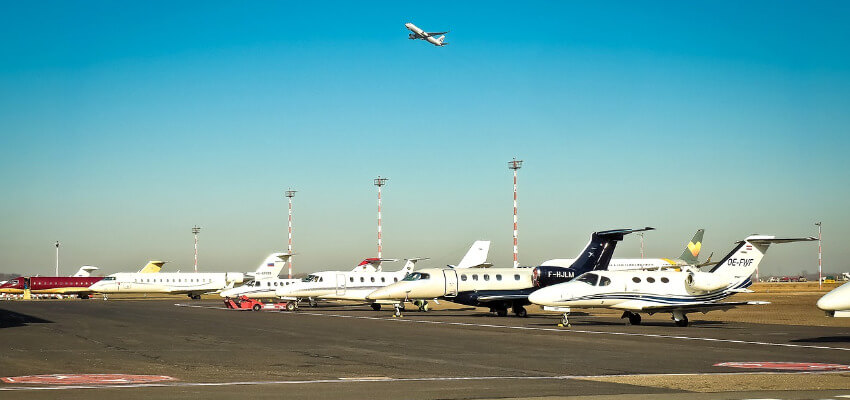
left=371, top=303, right=382, bottom=311
left=627, top=313, right=641, bottom=325
left=674, top=315, right=689, bottom=327
left=496, top=307, right=508, bottom=317
left=513, top=306, right=528, bottom=318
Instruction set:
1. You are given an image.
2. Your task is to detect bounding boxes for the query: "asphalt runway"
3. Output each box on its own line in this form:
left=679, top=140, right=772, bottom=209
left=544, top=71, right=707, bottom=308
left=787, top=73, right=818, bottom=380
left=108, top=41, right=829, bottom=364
left=1, top=300, right=849, bottom=399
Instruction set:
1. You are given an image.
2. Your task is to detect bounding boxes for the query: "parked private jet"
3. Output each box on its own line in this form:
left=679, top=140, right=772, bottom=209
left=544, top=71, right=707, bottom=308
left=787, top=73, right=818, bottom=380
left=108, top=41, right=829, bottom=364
left=367, top=228, right=653, bottom=317
left=540, top=229, right=707, bottom=272
left=405, top=22, right=449, bottom=46
left=0, top=262, right=160, bottom=298
left=529, top=235, right=816, bottom=327
left=817, top=281, right=850, bottom=317
left=90, top=253, right=291, bottom=299
left=275, top=240, right=491, bottom=309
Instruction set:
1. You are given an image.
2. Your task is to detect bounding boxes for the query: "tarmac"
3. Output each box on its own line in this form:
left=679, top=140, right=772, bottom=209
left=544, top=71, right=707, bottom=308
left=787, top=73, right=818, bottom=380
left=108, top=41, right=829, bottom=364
left=1, top=298, right=849, bottom=399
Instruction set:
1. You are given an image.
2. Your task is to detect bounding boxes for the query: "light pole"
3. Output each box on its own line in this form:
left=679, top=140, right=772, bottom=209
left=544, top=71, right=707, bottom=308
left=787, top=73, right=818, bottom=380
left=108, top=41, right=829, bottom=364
left=816, top=222, right=822, bottom=288
left=374, top=176, right=388, bottom=258
left=508, top=158, right=523, bottom=268
left=285, top=189, right=297, bottom=279
left=55, top=241, right=60, bottom=276
left=192, top=226, right=201, bottom=273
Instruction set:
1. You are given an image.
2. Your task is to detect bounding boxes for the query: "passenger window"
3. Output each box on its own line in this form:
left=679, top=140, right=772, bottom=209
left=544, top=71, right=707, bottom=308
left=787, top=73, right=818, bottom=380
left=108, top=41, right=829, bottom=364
left=350, top=277, right=354, bottom=283
left=394, top=278, right=398, bottom=282
left=661, top=277, right=669, bottom=283
left=274, top=282, right=278, bottom=286
left=632, top=277, right=641, bottom=283
left=514, top=274, right=521, bottom=280
left=647, top=277, right=655, bottom=283
left=267, top=282, right=271, bottom=287
left=496, top=274, right=502, bottom=281
left=360, top=277, right=365, bottom=282
left=370, top=277, right=375, bottom=282
left=381, top=277, right=385, bottom=283
left=483, top=274, right=490, bottom=281
left=472, top=275, right=478, bottom=281
left=461, top=274, right=467, bottom=281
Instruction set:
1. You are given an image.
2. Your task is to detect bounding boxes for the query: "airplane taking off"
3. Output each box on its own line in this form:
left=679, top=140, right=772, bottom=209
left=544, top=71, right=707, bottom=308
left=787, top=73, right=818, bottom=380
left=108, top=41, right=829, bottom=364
left=405, top=23, right=449, bottom=46
left=89, top=253, right=291, bottom=299
left=817, top=281, right=850, bottom=317
left=367, top=228, right=653, bottom=317
left=540, top=229, right=707, bottom=271
left=529, top=235, right=816, bottom=327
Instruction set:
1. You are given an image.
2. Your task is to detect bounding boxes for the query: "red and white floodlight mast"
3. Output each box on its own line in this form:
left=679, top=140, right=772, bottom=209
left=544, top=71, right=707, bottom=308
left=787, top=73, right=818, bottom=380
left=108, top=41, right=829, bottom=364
left=508, top=158, right=523, bottom=268
left=192, top=226, right=201, bottom=273
left=374, top=176, right=388, bottom=258
left=816, top=221, right=822, bottom=288
left=285, top=189, right=297, bottom=279
left=55, top=241, right=60, bottom=276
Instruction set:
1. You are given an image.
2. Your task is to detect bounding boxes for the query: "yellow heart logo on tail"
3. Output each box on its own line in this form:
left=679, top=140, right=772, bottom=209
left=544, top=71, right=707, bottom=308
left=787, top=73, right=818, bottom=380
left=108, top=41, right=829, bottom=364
left=688, top=241, right=702, bottom=257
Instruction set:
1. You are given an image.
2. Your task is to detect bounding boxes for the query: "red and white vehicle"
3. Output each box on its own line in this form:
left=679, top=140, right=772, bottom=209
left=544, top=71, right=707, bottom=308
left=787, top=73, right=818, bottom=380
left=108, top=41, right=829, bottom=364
left=224, top=295, right=297, bottom=311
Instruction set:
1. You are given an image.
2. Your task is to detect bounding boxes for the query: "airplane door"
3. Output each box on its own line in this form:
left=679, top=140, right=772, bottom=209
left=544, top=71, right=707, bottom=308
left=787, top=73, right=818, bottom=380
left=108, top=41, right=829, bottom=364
left=336, top=274, right=346, bottom=296
left=444, top=270, right=458, bottom=297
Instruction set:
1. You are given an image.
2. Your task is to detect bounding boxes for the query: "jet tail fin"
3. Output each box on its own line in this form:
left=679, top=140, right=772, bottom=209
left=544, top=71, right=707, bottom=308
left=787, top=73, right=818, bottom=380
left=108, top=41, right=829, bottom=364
left=454, top=240, right=490, bottom=269
left=400, top=258, right=428, bottom=273
left=678, top=229, right=705, bottom=265
left=248, top=252, right=291, bottom=280
left=137, top=261, right=166, bottom=274
left=71, top=266, right=99, bottom=277
left=708, top=235, right=816, bottom=285
left=572, top=227, right=655, bottom=275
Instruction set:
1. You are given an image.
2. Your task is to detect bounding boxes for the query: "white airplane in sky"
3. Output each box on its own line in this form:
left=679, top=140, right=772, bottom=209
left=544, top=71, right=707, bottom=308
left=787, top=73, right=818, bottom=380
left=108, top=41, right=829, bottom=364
left=529, top=235, right=816, bottom=327
left=405, top=22, right=449, bottom=47
left=817, top=281, right=850, bottom=317
left=89, top=253, right=291, bottom=299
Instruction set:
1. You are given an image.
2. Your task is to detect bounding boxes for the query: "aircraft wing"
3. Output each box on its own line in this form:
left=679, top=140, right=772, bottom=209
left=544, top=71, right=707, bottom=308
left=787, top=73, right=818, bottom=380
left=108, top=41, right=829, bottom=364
left=613, top=301, right=769, bottom=313
left=476, top=293, right=530, bottom=302
left=426, top=31, right=448, bottom=36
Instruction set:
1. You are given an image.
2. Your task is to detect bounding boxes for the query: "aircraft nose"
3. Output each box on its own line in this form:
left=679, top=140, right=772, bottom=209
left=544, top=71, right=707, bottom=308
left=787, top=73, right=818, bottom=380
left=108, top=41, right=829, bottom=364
left=817, top=290, right=842, bottom=311
left=528, top=286, right=559, bottom=306
left=366, top=287, right=392, bottom=300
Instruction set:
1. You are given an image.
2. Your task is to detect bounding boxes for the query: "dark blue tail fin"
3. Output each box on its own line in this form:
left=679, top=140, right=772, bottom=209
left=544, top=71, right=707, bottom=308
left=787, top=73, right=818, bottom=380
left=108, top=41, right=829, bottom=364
left=533, top=227, right=653, bottom=288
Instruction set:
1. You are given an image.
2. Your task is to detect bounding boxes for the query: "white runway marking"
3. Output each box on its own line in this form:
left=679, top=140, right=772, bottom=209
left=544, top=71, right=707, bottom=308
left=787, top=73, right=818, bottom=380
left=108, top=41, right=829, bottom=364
left=1, top=371, right=845, bottom=392
left=173, top=304, right=850, bottom=352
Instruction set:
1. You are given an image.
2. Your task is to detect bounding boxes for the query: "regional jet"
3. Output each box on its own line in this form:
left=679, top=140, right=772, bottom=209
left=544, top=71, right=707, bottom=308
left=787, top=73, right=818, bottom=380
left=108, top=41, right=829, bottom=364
left=367, top=228, right=653, bottom=317
left=405, top=22, right=449, bottom=46
left=529, top=235, right=816, bottom=327
left=89, top=253, right=292, bottom=299
left=817, top=281, right=850, bottom=317
left=0, top=262, right=161, bottom=299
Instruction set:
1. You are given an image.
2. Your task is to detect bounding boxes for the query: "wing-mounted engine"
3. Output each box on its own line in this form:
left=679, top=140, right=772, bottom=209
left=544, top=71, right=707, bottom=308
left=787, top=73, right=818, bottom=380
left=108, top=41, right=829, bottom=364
left=685, top=271, right=729, bottom=293
left=532, top=266, right=576, bottom=288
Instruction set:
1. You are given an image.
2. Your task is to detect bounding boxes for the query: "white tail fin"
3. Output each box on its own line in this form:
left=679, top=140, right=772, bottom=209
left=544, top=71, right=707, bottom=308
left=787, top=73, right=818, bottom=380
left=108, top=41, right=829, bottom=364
left=71, top=266, right=99, bottom=277
left=137, top=261, right=166, bottom=274
left=249, top=253, right=291, bottom=279
left=400, top=258, right=428, bottom=274
left=352, top=258, right=397, bottom=272
left=454, top=240, right=490, bottom=269
left=710, top=235, right=816, bottom=285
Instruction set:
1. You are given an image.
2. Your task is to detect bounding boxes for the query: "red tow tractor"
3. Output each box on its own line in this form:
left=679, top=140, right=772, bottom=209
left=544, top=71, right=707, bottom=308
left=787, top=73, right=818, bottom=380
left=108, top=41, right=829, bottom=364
left=223, top=296, right=298, bottom=311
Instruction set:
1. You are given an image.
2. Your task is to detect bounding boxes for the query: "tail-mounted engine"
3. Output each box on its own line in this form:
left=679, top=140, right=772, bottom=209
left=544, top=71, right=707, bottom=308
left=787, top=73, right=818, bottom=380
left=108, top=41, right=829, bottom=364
left=685, top=271, right=728, bottom=292
left=532, top=266, right=576, bottom=288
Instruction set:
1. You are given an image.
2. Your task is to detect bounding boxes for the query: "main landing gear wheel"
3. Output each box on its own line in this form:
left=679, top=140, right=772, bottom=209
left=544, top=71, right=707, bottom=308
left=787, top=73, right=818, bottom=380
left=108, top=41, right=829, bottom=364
left=512, top=305, right=528, bottom=318
left=285, top=302, right=297, bottom=312
left=189, top=294, right=201, bottom=300
left=371, top=303, right=382, bottom=311
left=622, top=311, right=641, bottom=325
left=415, top=300, right=430, bottom=312
left=252, top=303, right=262, bottom=311
left=495, top=307, right=508, bottom=317
left=674, top=315, right=689, bottom=327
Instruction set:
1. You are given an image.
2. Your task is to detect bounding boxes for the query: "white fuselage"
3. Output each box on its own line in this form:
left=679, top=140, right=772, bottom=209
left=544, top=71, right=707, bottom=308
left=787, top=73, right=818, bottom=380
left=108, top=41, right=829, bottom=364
left=817, top=281, right=850, bottom=317
left=220, top=278, right=301, bottom=298
left=528, top=269, right=745, bottom=310
left=368, top=268, right=535, bottom=301
left=542, top=258, right=685, bottom=271
left=275, top=269, right=411, bottom=301
left=89, top=272, right=245, bottom=295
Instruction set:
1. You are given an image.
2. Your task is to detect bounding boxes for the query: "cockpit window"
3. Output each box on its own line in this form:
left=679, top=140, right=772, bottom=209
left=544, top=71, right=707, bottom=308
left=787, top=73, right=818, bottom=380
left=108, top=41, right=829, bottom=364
left=103, top=276, right=116, bottom=281
left=402, top=272, right=430, bottom=281
left=599, top=276, right=612, bottom=286
left=301, top=275, right=320, bottom=283
left=576, top=273, right=599, bottom=285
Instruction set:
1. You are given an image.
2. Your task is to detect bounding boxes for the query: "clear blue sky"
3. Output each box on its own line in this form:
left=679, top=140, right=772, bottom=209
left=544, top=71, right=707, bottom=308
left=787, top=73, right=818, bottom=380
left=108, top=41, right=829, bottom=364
left=1, top=1, right=848, bottom=276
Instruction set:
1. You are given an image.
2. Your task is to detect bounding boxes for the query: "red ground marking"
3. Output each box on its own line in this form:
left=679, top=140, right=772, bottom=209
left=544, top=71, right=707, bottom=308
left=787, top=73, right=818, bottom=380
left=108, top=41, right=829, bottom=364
left=714, top=362, right=850, bottom=371
left=1, top=374, right=177, bottom=385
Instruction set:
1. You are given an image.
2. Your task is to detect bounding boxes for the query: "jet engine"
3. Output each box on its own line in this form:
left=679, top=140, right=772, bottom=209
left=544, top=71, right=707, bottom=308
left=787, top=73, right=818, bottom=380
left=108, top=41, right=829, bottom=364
left=225, top=272, right=245, bottom=285
left=685, top=271, right=728, bottom=292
